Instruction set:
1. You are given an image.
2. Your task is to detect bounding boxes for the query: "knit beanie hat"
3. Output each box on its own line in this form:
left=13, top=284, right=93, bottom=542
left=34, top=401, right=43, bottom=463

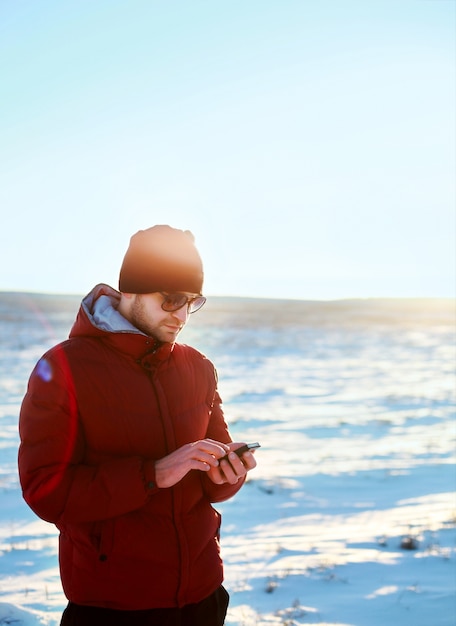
left=118, top=225, right=204, bottom=294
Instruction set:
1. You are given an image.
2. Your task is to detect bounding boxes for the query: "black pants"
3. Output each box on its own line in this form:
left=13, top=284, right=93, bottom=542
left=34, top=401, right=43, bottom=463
left=59, top=586, right=229, bottom=626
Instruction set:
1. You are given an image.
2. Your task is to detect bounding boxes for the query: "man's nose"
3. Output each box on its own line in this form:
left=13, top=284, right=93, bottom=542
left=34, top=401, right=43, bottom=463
left=172, top=304, right=189, bottom=322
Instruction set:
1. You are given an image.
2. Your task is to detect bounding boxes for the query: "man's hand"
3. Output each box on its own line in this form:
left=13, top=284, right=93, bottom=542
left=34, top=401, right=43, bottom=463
left=154, top=439, right=230, bottom=488
left=206, top=442, right=258, bottom=485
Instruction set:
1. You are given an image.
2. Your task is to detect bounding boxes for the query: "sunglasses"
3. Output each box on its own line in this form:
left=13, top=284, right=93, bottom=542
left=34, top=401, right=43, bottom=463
left=159, top=292, right=207, bottom=314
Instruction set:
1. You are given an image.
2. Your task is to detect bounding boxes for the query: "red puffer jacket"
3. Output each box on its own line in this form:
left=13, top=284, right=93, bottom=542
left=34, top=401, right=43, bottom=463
left=18, top=284, right=244, bottom=610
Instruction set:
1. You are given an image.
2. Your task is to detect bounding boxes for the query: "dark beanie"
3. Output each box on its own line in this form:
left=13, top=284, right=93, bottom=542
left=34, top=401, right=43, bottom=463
left=118, top=225, right=204, bottom=294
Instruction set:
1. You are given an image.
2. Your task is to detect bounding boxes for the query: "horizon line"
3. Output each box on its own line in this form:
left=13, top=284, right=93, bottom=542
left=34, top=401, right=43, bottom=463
left=1, top=288, right=454, bottom=304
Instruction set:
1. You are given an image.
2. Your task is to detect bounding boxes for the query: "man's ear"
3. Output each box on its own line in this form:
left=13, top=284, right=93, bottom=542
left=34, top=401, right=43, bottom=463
left=118, top=292, right=135, bottom=319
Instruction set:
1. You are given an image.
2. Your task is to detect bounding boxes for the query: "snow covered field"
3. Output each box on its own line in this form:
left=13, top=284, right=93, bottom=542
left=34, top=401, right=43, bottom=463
left=1, top=293, right=454, bottom=625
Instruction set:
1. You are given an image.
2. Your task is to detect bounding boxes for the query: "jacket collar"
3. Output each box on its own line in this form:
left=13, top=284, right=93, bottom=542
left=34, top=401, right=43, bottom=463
left=69, top=284, right=174, bottom=363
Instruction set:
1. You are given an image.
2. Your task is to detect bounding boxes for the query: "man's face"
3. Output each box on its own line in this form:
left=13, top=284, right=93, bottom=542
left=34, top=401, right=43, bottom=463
left=129, top=292, right=190, bottom=343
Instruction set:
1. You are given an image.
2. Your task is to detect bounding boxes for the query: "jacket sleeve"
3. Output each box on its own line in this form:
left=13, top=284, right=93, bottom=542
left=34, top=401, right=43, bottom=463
left=18, top=347, right=158, bottom=526
left=200, top=386, right=246, bottom=502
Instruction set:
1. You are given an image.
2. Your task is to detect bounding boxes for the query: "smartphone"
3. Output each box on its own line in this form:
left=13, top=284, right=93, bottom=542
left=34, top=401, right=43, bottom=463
left=220, top=442, right=261, bottom=463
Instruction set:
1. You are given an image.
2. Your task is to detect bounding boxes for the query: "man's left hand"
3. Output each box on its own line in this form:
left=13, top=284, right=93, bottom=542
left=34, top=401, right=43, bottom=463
left=206, top=442, right=257, bottom=485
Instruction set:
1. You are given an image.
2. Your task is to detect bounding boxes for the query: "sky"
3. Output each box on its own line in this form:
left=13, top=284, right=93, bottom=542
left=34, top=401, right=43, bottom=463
left=1, top=0, right=455, bottom=300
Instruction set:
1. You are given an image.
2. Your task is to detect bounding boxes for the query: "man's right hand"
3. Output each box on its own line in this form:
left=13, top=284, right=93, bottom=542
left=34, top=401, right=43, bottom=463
left=154, top=439, right=230, bottom=488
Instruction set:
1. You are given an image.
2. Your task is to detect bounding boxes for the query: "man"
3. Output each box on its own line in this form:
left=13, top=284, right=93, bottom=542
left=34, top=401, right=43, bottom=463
left=18, top=225, right=257, bottom=626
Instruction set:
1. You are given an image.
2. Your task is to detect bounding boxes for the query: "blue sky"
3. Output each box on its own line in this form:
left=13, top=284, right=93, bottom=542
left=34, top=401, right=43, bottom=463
left=1, top=0, right=454, bottom=299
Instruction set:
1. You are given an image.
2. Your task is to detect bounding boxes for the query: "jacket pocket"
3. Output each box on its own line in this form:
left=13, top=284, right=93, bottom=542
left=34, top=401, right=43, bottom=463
left=88, top=519, right=115, bottom=563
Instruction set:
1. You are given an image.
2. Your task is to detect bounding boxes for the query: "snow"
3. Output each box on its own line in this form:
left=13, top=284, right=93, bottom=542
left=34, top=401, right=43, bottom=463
left=1, top=294, right=455, bottom=625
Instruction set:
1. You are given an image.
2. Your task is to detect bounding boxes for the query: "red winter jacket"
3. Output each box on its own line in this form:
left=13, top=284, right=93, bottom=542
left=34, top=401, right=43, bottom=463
left=18, top=284, right=244, bottom=610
